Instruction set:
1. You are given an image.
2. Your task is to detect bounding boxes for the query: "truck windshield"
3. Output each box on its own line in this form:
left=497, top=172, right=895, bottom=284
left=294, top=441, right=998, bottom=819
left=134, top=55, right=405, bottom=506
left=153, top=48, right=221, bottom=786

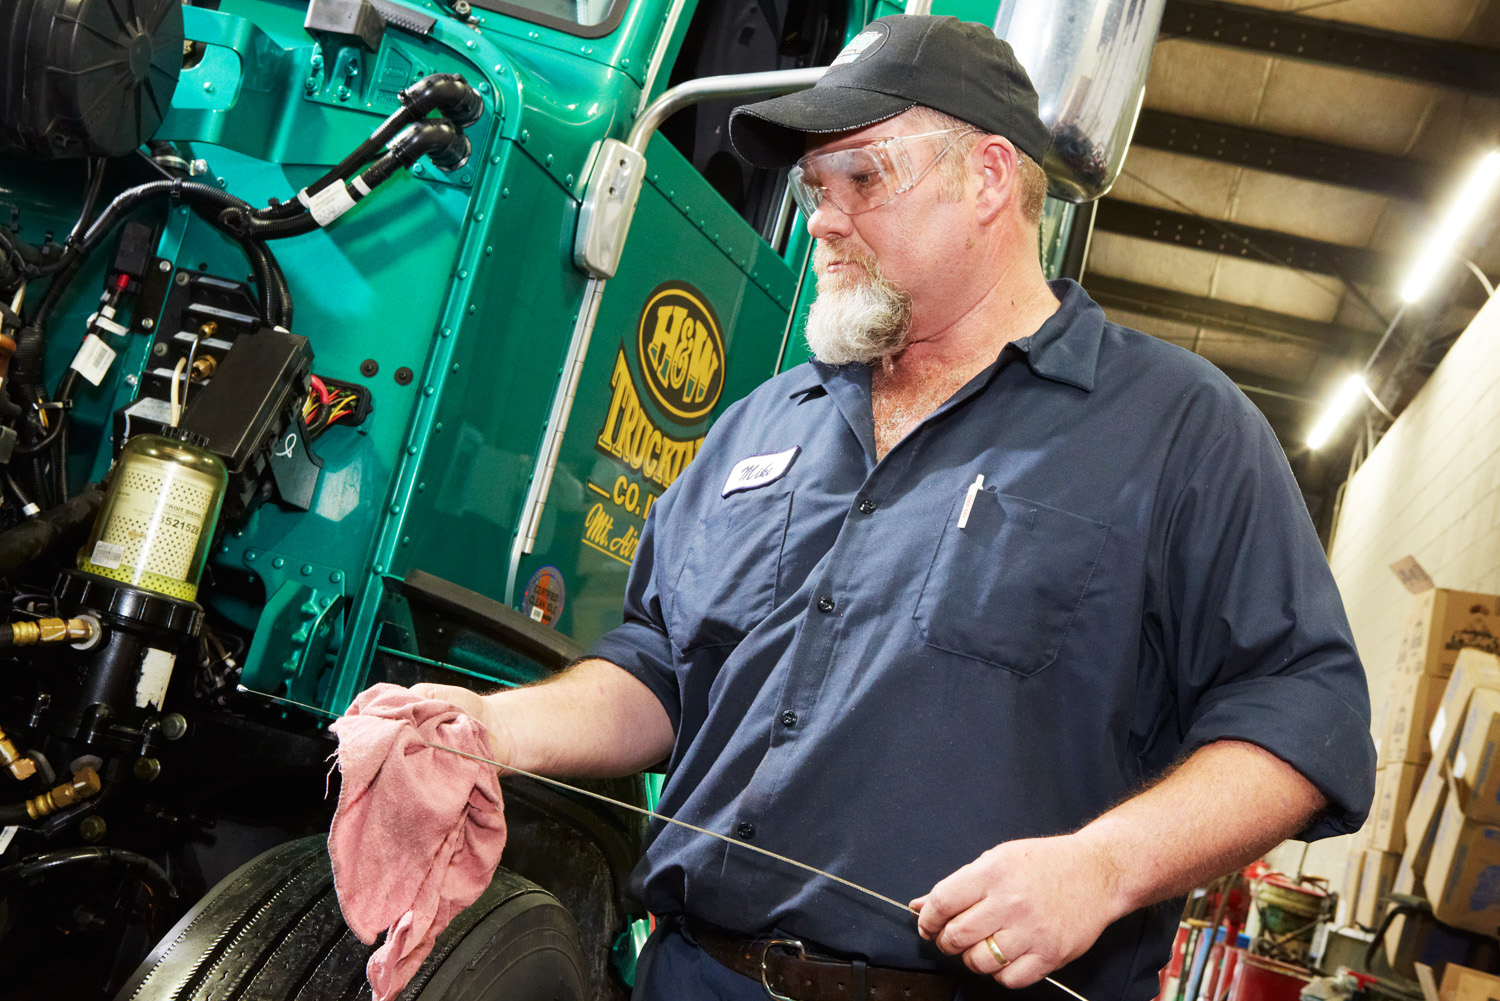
left=478, top=0, right=620, bottom=32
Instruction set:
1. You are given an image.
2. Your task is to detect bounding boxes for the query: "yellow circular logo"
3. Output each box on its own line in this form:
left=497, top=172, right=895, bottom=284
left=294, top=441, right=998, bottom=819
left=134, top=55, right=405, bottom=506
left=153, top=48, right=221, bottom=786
left=635, top=281, right=725, bottom=422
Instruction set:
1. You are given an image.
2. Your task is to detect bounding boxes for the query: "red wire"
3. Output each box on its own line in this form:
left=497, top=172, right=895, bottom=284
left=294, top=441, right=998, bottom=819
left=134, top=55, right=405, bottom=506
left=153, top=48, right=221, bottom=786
left=309, top=374, right=332, bottom=404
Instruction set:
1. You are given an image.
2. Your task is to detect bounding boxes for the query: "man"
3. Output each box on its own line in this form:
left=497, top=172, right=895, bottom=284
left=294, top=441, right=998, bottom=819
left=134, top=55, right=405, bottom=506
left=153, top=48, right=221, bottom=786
left=413, top=15, right=1374, bottom=1001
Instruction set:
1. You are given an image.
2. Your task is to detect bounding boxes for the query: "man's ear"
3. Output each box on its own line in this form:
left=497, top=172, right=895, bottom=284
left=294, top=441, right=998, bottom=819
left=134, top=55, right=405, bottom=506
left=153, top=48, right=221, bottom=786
left=975, top=136, right=1019, bottom=225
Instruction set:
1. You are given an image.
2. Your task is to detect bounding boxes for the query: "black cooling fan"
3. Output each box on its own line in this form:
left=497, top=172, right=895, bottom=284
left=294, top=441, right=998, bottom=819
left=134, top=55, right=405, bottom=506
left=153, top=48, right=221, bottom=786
left=0, top=0, right=185, bottom=159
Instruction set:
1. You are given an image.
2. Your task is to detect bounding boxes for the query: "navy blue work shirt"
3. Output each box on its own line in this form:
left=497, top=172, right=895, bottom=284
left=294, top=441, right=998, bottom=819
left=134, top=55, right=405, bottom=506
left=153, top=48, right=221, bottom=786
left=591, top=280, right=1375, bottom=1001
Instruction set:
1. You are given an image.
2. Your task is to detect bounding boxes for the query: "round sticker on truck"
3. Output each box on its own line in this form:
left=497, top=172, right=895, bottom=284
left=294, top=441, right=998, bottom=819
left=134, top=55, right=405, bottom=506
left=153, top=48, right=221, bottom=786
left=522, top=566, right=565, bottom=626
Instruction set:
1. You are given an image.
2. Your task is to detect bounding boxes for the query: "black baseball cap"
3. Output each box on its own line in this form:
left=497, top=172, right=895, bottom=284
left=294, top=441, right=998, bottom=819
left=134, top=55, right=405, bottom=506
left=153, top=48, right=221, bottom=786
left=730, top=15, right=1051, bottom=170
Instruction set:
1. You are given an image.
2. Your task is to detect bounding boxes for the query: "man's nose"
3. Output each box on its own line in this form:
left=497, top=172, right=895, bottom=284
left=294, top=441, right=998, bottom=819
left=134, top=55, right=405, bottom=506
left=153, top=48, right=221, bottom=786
left=806, top=200, right=853, bottom=240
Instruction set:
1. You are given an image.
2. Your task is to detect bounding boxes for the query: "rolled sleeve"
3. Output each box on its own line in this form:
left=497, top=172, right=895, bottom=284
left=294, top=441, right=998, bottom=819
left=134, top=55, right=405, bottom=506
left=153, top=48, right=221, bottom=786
left=1161, top=410, right=1375, bottom=839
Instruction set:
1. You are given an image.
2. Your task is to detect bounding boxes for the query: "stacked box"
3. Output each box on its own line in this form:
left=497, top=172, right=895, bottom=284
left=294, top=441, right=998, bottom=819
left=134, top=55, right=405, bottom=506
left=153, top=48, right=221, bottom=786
left=1371, top=762, right=1423, bottom=853
left=1449, top=687, right=1500, bottom=825
left=1429, top=651, right=1500, bottom=772
left=1393, top=590, right=1500, bottom=680
left=1355, top=849, right=1400, bottom=928
left=1360, top=595, right=1500, bottom=945
left=1423, top=795, right=1500, bottom=934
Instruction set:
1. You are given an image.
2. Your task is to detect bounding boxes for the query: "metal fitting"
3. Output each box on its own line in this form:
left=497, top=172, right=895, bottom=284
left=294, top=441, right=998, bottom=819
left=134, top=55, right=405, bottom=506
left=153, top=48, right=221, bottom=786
left=26, top=766, right=102, bottom=820
left=0, top=726, right=36, bottom=781
left=9, top=617, right=102, bottom=647
left=190, top=356, right=217, bottom=382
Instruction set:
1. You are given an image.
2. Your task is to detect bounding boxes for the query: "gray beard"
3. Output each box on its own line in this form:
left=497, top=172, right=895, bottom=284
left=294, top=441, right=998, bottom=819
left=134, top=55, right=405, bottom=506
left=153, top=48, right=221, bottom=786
left=804, top=247, right=913, bottom=366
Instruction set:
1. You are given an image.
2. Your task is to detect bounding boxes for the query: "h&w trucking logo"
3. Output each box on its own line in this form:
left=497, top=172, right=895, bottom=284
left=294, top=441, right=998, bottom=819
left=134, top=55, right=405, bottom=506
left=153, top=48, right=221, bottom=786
left=636, top=282, right=725, bottom=422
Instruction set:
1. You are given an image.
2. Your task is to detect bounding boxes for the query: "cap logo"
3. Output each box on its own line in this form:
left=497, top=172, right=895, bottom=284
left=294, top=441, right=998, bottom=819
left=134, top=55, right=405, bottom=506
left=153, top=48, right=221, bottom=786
left=831, top=26, right=887, bottom=67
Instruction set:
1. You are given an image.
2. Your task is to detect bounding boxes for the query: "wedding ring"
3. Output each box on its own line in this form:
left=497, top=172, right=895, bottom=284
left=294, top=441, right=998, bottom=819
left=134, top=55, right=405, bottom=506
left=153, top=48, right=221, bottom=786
left=985, top=934, right=1010, bottom=969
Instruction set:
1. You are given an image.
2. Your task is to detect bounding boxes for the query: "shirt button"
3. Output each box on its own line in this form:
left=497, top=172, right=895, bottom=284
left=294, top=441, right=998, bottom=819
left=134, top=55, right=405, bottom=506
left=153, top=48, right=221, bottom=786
left=817, top=596, right=835, bottom=613
left=858, top=498, right=877, bottom=514
left=737, top=822, right=755, bottom=840
left=780, top=710, right=798, bottom=728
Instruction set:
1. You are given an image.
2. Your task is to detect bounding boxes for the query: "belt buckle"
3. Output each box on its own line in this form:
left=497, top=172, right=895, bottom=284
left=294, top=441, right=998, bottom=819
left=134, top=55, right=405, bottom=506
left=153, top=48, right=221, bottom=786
left=759, top=937, right=806, bottom=1001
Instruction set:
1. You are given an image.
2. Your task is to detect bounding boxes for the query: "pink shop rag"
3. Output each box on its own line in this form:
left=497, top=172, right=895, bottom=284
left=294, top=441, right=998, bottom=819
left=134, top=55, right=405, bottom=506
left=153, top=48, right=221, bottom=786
left=328, top=683, right=507, bottom=1001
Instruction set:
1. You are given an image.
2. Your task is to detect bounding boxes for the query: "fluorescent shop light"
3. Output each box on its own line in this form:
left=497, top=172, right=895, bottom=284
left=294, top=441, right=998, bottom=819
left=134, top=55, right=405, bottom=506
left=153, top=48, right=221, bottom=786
left=1307, top=374, right=1368, bottom=450
left=1400, top=149, right=1500, bottom=304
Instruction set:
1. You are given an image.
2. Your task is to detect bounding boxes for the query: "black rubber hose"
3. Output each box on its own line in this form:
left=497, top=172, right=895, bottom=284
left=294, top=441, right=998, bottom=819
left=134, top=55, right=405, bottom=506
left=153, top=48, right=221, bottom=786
left=254, top=106, right=417, bottom=223
left=404, top=72, right=484, bottom=128
left=0, top=847, right=178, bottom=902
left=249, top=73, right=478, bottom=227
left=0, top=800, right=27, bottom=824
left=0, top=484, right=103, bottom=577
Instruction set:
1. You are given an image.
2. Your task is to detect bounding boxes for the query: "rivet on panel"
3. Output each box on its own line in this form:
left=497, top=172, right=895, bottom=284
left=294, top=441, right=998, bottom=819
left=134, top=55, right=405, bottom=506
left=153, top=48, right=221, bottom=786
left=330, top=570, right=343, bottom=583
left=272, top=557, right=285, bottom=569
left=390, top=503, right=401, bottom=514
left=300, top=564, right=313, bottom=576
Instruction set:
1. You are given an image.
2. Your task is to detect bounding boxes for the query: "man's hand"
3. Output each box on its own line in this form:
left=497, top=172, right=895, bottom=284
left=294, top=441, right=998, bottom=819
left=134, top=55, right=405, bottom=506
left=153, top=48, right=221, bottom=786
left=911, top=833, right=1124, bottom=987
left=913, top=741, right=1325, bottom=988
left=408, top=683, right=516, bottom=765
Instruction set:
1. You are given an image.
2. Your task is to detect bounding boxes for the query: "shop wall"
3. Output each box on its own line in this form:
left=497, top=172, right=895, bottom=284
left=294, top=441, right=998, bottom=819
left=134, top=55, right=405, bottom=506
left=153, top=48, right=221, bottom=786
left=1263, top=293, right=1500, bottom=894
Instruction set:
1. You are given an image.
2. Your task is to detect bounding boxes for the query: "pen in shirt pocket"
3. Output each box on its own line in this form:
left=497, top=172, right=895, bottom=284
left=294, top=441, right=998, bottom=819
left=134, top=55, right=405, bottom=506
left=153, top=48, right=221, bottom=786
left=957, top=474, right=984, bottom=529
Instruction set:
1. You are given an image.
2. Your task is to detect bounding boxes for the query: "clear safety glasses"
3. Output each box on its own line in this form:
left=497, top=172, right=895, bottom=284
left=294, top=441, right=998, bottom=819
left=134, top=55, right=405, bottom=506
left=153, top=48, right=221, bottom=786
left=789, top=128, right=980, bottom=218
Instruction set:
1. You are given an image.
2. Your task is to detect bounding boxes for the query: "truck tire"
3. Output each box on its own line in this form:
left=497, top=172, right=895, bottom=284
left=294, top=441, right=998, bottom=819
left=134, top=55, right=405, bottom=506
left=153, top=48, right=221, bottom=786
left=113, top=835, right=588, bottom=1001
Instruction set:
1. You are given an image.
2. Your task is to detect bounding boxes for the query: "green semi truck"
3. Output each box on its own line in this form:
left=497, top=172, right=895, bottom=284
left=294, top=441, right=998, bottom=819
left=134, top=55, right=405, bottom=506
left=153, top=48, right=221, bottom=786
left=0, top=0, right=1157, bottom=996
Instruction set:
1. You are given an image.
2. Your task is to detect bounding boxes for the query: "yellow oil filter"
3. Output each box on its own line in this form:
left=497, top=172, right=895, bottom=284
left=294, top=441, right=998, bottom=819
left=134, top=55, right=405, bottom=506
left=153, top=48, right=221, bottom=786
left=78, top=428, right=228, bottom=601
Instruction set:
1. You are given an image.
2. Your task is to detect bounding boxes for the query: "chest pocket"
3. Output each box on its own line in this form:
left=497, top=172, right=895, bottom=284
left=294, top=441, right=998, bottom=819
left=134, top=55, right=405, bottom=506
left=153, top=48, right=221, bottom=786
left=667, top=481, right=792, bottom=653
left=913, top=488, right=1109, bottom=676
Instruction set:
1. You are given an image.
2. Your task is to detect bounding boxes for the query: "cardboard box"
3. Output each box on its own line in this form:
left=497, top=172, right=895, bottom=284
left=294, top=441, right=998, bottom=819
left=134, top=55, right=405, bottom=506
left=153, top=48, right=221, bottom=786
left=1438, top=963, right=1500, bottom=1001
left=1338, top=847, right=1364, bottom=927
left=1452, top=687, right=1500, bottom=825
left=1385, top=670, right=1448, bottom=765
left=1356, top=849, right=1401, bottom=928
left=1394, top=589, right=1500, bottom=680
left=1403, top=759, right=1448, bottom=879
left=1423, top=796, right=1500, bottom=935
left=1429, top=651, right=1500, bottom=771
left=1372, top=762, right=1424, bottom=854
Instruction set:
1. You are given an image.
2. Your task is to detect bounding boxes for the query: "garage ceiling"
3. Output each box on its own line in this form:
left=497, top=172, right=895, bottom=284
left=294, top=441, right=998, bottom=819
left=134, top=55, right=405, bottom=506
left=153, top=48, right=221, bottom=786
left=1076, top=0, right=1500, bottom=534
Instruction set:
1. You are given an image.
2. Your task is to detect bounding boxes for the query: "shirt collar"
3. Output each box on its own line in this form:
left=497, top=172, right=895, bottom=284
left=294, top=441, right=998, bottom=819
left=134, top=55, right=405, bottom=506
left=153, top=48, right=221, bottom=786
left=790, top=278, right=1106, bottom=399
left=1001, top=279, right=1103, bottom=392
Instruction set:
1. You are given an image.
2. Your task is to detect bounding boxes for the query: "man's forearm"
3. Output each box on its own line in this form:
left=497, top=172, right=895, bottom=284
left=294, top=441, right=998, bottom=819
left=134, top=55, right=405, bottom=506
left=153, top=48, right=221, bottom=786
left=415, top=657, right=675, bottom=779
left=1077, top=739, right=1326, bottom=919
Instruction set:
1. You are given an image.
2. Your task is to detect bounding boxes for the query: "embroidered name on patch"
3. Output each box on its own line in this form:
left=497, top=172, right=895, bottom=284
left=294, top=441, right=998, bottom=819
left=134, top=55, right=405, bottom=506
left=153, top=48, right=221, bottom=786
left=722, top=446, right=800, bottom=498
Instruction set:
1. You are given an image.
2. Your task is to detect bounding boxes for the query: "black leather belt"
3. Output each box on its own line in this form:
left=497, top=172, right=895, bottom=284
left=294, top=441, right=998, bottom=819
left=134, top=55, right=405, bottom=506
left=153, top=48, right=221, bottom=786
left=689, top=921, right=958, bottom=1001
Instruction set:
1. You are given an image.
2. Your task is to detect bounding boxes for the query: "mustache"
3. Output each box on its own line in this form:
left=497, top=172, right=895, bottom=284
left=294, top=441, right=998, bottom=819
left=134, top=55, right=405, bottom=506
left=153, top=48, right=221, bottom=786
left=813, top=240, right=878, bottom=274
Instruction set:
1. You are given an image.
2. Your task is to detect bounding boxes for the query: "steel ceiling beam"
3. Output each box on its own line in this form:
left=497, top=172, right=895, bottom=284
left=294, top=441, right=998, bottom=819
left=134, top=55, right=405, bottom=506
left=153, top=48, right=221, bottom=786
left=1159, top=0, right=1500, bottom=96
left=1093, top=199, right=1393, bottom=284
left=1085, top=275, right=1376, bottom=355
left=1132, top=110, right=1442, bottom=201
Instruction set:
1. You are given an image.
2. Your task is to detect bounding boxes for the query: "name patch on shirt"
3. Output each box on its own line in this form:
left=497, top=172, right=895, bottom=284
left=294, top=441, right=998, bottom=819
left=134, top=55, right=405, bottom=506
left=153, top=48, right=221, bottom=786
left=722, top=446, right=800, bottom=497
